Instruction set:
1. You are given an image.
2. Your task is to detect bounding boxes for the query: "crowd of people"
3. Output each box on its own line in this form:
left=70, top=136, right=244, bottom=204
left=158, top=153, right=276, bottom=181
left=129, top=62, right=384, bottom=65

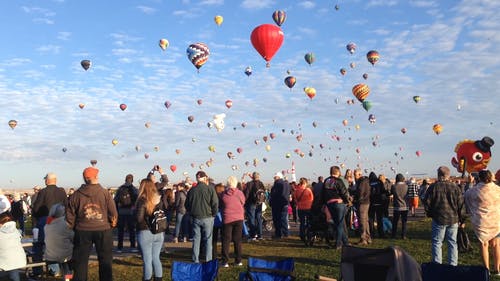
left=0, top=165, right=499, bottom=280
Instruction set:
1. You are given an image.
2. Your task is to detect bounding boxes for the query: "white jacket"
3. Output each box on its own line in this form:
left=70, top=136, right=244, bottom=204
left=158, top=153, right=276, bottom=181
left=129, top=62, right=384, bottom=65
left=0, top=221, right=26, bottom=270
left=44, top=216, right=74, bottom=262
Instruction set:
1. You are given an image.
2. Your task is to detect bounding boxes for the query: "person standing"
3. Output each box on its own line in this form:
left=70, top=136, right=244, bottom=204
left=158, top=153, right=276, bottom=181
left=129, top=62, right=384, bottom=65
left=10, top=193, right=26, bottom=236
left=243, top=172, right=265, bottom=240
left=353, top=169, right=371, bottom=245
left=465, top=170, right=500, bottom=275
left=136, top=179, right=166, bottom=281
left=114, top=174, right=138, bottom=253
left=424, top=166, right=467, bottom=266
left=270, top=172, right=291, bottom=239
left=391, top=174, right=409, bottom=239
left=322, top=166, right=350, bottom=250
left=31, top=173, right=67, bottom=277
left=173, top=183, right=188, bottom=243
left=185, top=171, right=218, bottom=263
left=293, top=178, right=314, bottom=242
left=368, top=172, right=388, bottom=239
left=66, top=167, right=118, bottom=281
left=220, top=176, right=245, bottom=268
left=407, top=178, right=420, bottom=217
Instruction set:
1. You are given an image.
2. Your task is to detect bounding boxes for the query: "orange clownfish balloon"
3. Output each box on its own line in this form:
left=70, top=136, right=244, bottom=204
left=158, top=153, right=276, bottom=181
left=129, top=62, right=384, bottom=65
left=451, top=136, right=494, bottom=173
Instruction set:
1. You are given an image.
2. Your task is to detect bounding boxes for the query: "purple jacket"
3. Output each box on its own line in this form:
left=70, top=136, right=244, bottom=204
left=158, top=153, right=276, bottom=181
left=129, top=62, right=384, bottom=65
left=221, top=188, right=245, bottom=224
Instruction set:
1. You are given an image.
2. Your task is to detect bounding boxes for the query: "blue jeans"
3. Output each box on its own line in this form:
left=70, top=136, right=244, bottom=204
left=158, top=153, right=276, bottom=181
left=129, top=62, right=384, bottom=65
left=174, top=212, right=185, bottom=238
left=138, top=230, right=164, bottom=279
left=0, top=270, right=20, bottom=281
left=327, top=202, right=348, bottom=247
left=298, top=209, right=311, bottom=240
left=245, top=204, right=257, bottom=237
left=431, top=220, right=458, bottom=266
left=33, top=216, right=47, bottom=275
left=192, top=217, right=214, bottom=263
left=271, top=205, right=289, bottom=238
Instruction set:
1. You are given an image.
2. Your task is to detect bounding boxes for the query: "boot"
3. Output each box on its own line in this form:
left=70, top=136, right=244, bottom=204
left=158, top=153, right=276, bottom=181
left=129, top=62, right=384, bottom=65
left=154, top=277, right=163, bottom=281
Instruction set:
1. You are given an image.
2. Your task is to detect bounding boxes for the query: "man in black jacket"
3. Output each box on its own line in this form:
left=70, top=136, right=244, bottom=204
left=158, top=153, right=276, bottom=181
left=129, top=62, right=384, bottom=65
left=270, top=172, right=291, bottom=239
left=114, top=174, right=138, bottom=253
left=244, top=172, right=265, bottom=240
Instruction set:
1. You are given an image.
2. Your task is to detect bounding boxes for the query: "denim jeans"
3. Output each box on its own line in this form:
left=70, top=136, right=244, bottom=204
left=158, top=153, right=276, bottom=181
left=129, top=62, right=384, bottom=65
left=72, top=229, right=113, bottom=281
left=192, top=217, right=214, bottom=263
left=431, top=220, right=458, bottom=265
left=138, top=230, right=164, bottom=279
left=298, top=209, right=311, bottom=240
left=0, top=270, right=20, bottom=281
left=245, top=204, right=257, bottom=237
left=32, top=216, right=47, bottom=275
left=117, top=213, right=136, bottom=249
left=327, top=202, right=348, bottom=247
left=174, top=212, right=185, bottom=238
left=271, top=205, right=289, bottom=238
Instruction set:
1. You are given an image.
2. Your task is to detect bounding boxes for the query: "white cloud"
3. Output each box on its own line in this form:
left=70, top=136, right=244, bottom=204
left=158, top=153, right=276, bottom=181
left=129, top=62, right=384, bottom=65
left=199, top=0, right=224, bottom=5
left=33, top=18, right=54, bottom=25
left=172, top=9, right=198, bottom=18
left=297, top=27, right=317, bottom=37
left=298, top=1, right=316, bottom=9
left=57, top=31, right=71, bottom=41
left=1, top=58, right=32, bottom=67
left=241, top=0, right=275, bottom=9
left=21, top=6, right=56, bottom=17
left=36, top=45, right=61, bottom=54
left=409, top=0, right=437, bottom=8
left=366, top=0, right=398, bottom=8
left=137, top=5, right=157, bottom=14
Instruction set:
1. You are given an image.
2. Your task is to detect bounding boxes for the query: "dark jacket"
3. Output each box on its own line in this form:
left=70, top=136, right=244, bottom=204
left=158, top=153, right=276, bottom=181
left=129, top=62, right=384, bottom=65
left=270, top=179, right=291, bottom=208
left=185, top=182, right=218, bottom=219
left=113, top=183, right=138, bottom=215
left=321, top=176, right=349, bottom=204
left=135, top=196, right=164, bottom=231
left=174, top=189, right=187, bottom=215
left=354, top=176, right=370, bottom=205
left=66, top=183, right=118, bottom=231
left=33, top=185, right=67, bottom=218
left=424, top=179, right=467, bottom=225
left=244, top=179, right=265, bottom=206
left=369, top=173, right=389, bottom=206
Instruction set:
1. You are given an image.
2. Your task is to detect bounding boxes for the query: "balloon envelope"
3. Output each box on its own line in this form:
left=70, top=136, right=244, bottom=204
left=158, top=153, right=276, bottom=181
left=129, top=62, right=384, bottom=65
left=304, top=87, right=316, bottom=100
left=214, top=15, right=223, bottom=26
left=186, top=43, right=210, bottom=70
left=346, top=42, right=357, bottom=54
left=250, top=24, right=284, bottom=67
left=78, top=103, right=85, bottom=109
left=119, top=104, right=127, bottom=111
left=284, top=76, right=296, bottom=89
left=164, top=101, right=172, bottom=109
left=159, top=39, right=169, bottom=51
left=352, top=84, right=370, bottom=102
left=244, top=66, right=252, bottom=77
left=413, top=96, right=421, bottom=103
left=81, top=60, right=91, bottom=71
left=366, top=50, right=380, bottom=65
left=272, top=10, right=286, bottom=26
left=433, top=124, right=442, bottom=135
left=304, top=52, right=315, bottom=65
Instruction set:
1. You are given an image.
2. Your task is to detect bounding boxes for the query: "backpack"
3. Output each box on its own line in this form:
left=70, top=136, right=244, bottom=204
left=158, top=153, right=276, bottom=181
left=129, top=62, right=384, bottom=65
left=256, top=189, right=266, bottom=204
left=117, top=187, right=133, bottom=208
left=148, top=202, right=168, bottom=234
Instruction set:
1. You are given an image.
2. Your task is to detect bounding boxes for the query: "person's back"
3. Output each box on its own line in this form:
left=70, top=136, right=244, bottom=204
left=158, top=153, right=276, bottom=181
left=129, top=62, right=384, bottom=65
left=33, top=180, right=67, bottom=219
left=425, top=179, right=465, bottom=225
left=0, top=212, right=26, bottom=272
left=44, top=203, right=74, bottom=267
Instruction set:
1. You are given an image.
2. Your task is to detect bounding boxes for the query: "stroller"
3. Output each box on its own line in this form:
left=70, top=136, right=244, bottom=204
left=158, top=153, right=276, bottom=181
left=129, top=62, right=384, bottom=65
left=304, top=203, right=334, bottom=247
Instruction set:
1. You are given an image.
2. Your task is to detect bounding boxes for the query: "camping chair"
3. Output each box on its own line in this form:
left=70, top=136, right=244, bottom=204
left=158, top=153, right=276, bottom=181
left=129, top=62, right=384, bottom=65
left=339, top=245, right=422, bottom=281
left=421, top=262, right=490, bottom=281
left=171, top=259, right=219, bottom=281
left=239, top=257, right=295, bottom=281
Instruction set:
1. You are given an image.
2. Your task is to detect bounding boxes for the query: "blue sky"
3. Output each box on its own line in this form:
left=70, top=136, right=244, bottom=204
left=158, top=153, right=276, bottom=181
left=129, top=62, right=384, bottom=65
left=0, top=0, right=499, bottom=189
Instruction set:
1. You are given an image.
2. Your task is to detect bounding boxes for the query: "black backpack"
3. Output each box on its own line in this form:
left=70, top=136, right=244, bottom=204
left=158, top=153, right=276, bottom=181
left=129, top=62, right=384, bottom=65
left=117, top=187, right=133, bottom=208
left=148, top=202, right=168, bottom=234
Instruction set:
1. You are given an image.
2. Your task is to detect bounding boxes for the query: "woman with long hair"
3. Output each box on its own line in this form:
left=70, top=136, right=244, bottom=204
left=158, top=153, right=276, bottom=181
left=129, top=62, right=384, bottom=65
left=136, top=179, right=165, bottom=281
left=293, top=177, right=314, bottom=242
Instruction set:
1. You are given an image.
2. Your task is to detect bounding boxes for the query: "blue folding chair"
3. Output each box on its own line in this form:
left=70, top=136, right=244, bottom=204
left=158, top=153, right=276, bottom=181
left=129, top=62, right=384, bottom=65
left=239, top=257, right=295, bottom=281
left=171, top=259, right=219, bottom=281
left=421, top=262, right=490, bottom=281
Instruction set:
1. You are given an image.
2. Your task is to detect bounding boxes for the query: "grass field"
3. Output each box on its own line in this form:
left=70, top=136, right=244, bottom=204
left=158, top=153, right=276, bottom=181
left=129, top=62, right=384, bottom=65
left=77, top=218, right=499, bottom=281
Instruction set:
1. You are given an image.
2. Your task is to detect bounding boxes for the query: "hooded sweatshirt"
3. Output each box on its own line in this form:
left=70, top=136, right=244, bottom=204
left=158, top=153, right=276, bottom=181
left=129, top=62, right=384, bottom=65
left=66, top=183, right=118, bottom=231
left=0, top=221, right=26, bottom=271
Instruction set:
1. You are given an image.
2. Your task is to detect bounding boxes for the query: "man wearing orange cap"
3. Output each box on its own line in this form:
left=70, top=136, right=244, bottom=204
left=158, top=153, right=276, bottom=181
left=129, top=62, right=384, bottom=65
left=66, top=167, right=118, bottom=281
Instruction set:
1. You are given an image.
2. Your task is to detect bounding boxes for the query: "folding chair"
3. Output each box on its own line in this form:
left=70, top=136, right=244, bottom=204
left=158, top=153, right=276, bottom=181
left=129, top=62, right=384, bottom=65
left=171, top=259, right=219, bottom=281
left=239, top=257, right=295, bottom=281
left=421, top=262, right=490, bottom=281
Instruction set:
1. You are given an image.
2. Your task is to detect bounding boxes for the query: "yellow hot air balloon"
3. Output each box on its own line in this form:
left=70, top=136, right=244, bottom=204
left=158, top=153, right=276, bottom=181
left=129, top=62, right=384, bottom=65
left=265, top=144, right=271, bottom=152
left=8, top=120, right=17, bottom=129
left=432, top=124, right=443, bottom=135
left=352, top=84, right=370, bottom=102
left=112, top=139, right=118, bottom=146
left=208, top=145, right=216, bottom=152
left=214, top=15, right=223, bottom=26
left=303, top=87, right=316, bottom=100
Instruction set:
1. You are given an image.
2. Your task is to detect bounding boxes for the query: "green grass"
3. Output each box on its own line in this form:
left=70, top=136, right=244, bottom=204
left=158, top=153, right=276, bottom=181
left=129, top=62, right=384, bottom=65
left=89, top=218, right=499, bottom=280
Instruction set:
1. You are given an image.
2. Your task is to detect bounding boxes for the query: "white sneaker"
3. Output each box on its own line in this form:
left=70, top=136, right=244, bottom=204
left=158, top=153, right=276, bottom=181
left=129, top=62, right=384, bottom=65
left=173, top=237, right=178, bottom=243
left=237, top=262, right=243, bottom=266
left=222, top=263, right=229, bottom=268
left=183, top=237, right=188, bottom=243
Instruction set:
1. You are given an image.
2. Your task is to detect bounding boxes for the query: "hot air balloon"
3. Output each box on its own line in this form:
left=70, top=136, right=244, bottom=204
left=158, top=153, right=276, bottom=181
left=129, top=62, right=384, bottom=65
left=188, top=115, right=194, bottom=123
left=208, top=145, right=216, bottom=153
left=227, top=152, right=234, bottom=159
left=159, top=39, right=169, bottom=51
left=363, top=73, right=368, bottom=80
left=78, top=103, right=85, bottom=109
left=112, top=139, right=118, bottom=146
left=416, top=151, right=422, bottom=157
left=154, top=146, right=159, bottom=152
left=175, top=149, right=181, bottom=155
left=250, top=24, right=284, bottom=67
left=170, top=165, right=177, bottom=172
left=401, top=128, right=407, bottom=134
left=212, top=113, right=226, bottom=132
left=284, top=76, right=296, bottom=90
left=304, top=52, right=315, bottom=66
left=355, top=124, right=360, bottom=130
left=62, top=147, right=67, bottom=153
left=433, top=124, right=442, bottom=135
left=270, top=133, right=276, bottom=139
left=350, top=62, right=356, bottom=69
left=413, top=96, right=421, bottom=103
left=340, top=68, right=347, bottom=76
left=241, top=122, right=247, bottom=128
left=244, top=66, right=252, bottom=77
left=237, top=147, right=243, bottom=154
left=272, top=10, right=286, bottom=26
left=164, top=101, right=172, bottom=109
left=265, top=145, right=271, bottom=151
left=335, top=4, right=340, bottom=10
left=144, top=153, right=149, bottom=159
left=135, top=145, right=141, bottom=152
left=342, top=119, right=348, bottom=126
left=214, top=15, right=223, bottom=26
left=81, top=60, right=91, bottom=71
left=346, top=42, right=356, bottom=54
left=352, top=84, right=370, bottom=102
left=119, top=104, right=127, bottom=111
left=285, top=153, right=291, bottom=158
left=312, top=121, right=318, bottom=128
left=186, top=43, right=210, bottom=71
left=197, top=99, right=203, bottom=105
left=145, top=122, right=151, bottom=128
left=304, top=87, right=316, bottom=100
left=225, top=100, right=233, bottom=109
left=263, top=136, right=268, bottom=142
left=362, top=100, right=372, bottom=111
left=366, top=50, right=380, bottom=66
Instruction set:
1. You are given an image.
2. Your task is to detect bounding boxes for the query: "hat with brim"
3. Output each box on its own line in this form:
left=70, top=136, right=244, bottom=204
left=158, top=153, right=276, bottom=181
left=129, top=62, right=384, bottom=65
left=475, top=136, right=494, bottom=153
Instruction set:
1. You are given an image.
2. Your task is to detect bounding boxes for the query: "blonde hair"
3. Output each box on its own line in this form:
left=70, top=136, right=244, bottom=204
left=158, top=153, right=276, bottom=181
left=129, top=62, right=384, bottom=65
left=227, top=176, right=238, bottom=189
left=138, top=179, right=160, bottom=215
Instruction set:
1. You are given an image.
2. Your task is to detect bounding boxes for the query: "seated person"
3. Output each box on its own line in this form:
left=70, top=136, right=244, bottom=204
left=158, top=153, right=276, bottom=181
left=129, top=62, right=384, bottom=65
left=0, top=204, right=27, bottom=281
left=44, top=203, right=74, bottom=277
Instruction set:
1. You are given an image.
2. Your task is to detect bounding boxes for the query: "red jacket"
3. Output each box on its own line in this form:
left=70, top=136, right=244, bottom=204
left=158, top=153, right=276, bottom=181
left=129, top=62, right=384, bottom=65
left=293, top=185, right=314, bottom=210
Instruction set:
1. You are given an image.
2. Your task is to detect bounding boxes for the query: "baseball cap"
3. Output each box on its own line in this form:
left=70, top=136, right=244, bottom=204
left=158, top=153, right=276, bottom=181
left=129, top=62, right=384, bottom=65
left=274, top=172, right=283, bottom=179
left=83, top=167, right=99, bottom=179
